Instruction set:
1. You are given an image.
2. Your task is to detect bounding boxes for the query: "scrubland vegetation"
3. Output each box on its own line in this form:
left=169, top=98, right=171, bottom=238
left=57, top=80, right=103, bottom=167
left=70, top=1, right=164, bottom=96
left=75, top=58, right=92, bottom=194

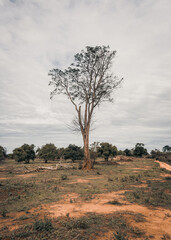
left=0, top=143, right=171, bottom=239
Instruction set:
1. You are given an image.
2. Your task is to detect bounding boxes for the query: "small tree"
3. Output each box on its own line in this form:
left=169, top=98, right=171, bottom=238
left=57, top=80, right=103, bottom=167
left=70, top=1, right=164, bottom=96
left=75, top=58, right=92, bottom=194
left=117, top=150, right=126, bottom=156
left=163, top=145, right=171, bottom=152
left=0, top=146, right=7, bottom=161
left=13, top=147, right=27, bottom=162
left=37, top=143, right=58, bottom=163
left=63, top=144, right=83, bottom=162
left=13, top=144, right=35, bottom=163
left=150, top=149, right=161, bottom=159
left=133, top=143, right=148, bottom=157
left=49, top=46, right=123, bottom=169
left=21, top=144, right=35, bottom=164
left=124, top=148, right=132, bottom=156
left=98, top=142, right=118, bottom=161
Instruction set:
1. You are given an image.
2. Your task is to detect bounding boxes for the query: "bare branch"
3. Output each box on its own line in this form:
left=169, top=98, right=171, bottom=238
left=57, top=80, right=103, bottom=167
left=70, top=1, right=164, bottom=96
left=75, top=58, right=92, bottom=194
left=48, top=46, right=123, bottom=169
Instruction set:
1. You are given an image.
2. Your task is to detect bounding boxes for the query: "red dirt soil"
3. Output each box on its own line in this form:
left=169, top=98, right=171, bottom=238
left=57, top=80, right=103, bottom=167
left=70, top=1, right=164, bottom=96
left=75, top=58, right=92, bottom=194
left=155, top=160, right=171, bottom=171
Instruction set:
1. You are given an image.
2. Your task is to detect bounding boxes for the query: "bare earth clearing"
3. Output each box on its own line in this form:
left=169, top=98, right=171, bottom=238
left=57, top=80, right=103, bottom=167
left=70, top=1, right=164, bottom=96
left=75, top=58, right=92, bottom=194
left=155, top=160, right=171, bottom=171
left=0, top=157, right=171, bottom=240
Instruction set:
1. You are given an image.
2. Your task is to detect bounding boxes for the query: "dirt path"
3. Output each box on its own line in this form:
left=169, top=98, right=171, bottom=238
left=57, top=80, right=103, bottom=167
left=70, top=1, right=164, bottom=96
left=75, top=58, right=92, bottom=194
left=155, top=160, right=171, bottom=171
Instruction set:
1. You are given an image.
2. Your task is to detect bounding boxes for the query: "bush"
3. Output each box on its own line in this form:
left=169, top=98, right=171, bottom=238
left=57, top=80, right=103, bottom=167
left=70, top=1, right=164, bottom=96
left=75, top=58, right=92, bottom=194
left=63, top=217, right=89, bottom=230
left=151, top=150, right=171, bottom=165
left=33, top=217, right=53, bottom=231
left=61, top=175, right=68, bottom=180
left=117, top=150, right=126, bottom=156
left=1, top=209, right=7, bottom=218
left=113, top=230, right=128, bottom=240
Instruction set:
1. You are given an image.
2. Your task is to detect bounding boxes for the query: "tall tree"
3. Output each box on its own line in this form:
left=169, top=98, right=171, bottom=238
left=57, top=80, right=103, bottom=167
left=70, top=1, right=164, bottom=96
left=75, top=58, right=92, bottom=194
left=49, top=46, right=123, bottom=169
left=133, top=143, right=148, bottom=157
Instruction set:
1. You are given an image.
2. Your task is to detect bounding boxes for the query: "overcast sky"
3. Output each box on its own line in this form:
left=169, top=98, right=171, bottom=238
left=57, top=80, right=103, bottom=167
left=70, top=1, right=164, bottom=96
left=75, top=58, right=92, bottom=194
left=0, top=0, right=171, bottom=153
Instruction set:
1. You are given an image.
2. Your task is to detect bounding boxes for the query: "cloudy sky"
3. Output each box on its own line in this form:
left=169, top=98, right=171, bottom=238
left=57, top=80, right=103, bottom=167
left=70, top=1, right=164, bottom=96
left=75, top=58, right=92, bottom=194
left=0, top=0, right=171, bottom=153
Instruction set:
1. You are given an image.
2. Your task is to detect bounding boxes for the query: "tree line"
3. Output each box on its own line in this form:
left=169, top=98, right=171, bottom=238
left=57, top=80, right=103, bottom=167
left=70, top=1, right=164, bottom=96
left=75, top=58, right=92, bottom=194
left=0, top=143, right=170, bottom=165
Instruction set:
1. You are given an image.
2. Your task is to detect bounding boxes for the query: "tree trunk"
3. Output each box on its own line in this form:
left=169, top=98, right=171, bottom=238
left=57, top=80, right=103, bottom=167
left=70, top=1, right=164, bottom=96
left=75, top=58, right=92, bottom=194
left=82, top=133, right=93, bottom=170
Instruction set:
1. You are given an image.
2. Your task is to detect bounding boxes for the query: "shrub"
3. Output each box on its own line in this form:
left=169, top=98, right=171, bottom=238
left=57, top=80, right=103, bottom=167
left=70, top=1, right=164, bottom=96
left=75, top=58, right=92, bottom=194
left=1, top=209, right=7, bottom=218
left=117, top=150, right=126, bottom=156
left=33, top=217, right=53, bottom=231
left=61, top=175, right=68, bottom=180
left=113, top=230, right=128, bottom=240
left=64, top=218, right=89, bottom=230
left=108, top=200, right=123, bottom=205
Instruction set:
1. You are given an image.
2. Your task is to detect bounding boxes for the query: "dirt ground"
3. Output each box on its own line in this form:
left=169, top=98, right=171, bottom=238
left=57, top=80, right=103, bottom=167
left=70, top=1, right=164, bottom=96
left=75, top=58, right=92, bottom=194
left=155, top=160, right=171, bottom=171
left=0, top=158, right=171, bottom=239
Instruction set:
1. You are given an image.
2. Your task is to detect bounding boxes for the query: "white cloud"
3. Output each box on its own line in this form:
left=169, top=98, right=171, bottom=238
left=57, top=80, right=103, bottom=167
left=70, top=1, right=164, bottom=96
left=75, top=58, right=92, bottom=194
left=0, top=0, right=171, bottom=153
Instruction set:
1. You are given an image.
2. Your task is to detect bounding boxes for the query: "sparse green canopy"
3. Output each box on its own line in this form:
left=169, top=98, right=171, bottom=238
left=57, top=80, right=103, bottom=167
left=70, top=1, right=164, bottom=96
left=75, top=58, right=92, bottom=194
left=49, top=46, right=122, bottom=106
left=37, top=143, right=58, bottom=163
left=133, top=143, right=148, bottom=157
left=13, top=144, right=35, bottom=163
left=98, top=142, right=118, bottom=161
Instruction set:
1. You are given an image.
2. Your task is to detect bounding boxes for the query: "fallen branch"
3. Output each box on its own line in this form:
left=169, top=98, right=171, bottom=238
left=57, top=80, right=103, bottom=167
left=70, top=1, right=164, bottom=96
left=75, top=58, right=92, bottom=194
left=37, top=163, right=75, bottom=171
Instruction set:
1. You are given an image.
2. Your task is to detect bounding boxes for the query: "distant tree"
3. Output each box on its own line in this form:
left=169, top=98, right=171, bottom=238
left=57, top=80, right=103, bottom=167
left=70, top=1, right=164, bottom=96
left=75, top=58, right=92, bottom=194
left=163, top=145, right=171, bottom=152
left=57, top=147, right=65, bottom=160
left=21, top=144, right=35, bottom=164
left=133, top=143, right=148, bottom=157
left=150, top=149, right=161, bottom=159
left=13, top=147, right=27, bottom=162
left=49, top=46, right=123, bottom=169
left=98, top=142, right=118, bottom=161
left=0, top=146, right=7, bottom=161
left=63, top=144, right=84, bottom=162
left=124, top=149, right=132, bottom=156
left=7, top=153, right=13, bottom=159
left=90, top=141, right=100, bottom=164
left=117, top=150, right=126, bottom=156
left=37, top=143, right=58, bottom=163
left=13, top=144, right=35, bottom=163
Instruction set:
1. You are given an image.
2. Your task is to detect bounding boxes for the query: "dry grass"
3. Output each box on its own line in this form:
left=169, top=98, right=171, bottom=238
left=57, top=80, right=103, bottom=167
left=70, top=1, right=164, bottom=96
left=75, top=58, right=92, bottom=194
left=0, top=157, right=171, bottom=239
